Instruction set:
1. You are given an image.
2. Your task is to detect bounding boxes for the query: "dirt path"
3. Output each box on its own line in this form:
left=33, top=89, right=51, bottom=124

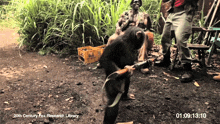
left=0, top=28, right=220, bottom=124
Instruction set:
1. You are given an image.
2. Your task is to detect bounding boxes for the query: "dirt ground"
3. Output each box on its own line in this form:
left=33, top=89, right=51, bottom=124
left=0, top=27, right=220, bottom=124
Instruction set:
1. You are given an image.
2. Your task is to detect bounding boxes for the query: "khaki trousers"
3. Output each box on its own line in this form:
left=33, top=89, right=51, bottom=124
left=161, top=10, right=193, bottom=64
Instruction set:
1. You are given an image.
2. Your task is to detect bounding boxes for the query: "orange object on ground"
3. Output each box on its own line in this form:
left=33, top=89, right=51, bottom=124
left=77, top=45, right=106, bottom=64
left=146, top=31, right=154, bottom=49
left=117, top=121, right=133, bottom=124
left=213, top=75, right=220, bottom=81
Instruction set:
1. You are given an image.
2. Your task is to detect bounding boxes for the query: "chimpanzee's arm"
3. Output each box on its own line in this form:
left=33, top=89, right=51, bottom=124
left=99, top=57, right=120, bottom=77
left=99, top=42, right=122, bottom=77
left=99, top=41, right=134, bottom=77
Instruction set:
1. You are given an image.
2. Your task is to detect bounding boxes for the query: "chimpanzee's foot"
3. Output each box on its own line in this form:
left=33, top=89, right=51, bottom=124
left=121, top=94, right=135, bottom=100
left=96, top=63, right=102, bottom=69
left=141, top=68, right=150, bottom=74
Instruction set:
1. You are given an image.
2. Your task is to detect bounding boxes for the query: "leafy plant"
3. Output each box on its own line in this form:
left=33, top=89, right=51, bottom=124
left=1, top=0, right=162, bottom=55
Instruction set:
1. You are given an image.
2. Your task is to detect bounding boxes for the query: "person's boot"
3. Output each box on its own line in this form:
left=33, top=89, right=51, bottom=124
left=154, top=55, right=171, bottom=67
left=181, top=63, right=193, bottom=83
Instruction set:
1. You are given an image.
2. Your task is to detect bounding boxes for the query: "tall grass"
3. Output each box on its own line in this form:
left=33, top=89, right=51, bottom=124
left=2, top=0, right=161, bottom=55
left=141, top=0, right=162, bottom=44
left=141, top=0, right=162, bottom=30
left=0, top=0, right=18, bottom=28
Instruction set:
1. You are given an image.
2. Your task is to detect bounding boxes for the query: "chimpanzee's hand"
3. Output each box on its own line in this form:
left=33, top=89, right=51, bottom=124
left=124, top=65, right=135, bottom=76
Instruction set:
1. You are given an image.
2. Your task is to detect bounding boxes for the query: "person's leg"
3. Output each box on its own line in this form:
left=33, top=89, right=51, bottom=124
left=174, top=11, right=193, bottom=82
left=161, top=22, right=172, bottom=59
left=174, top=11, right=192, bottom=64
left=155, top=14, right=173, bottom=67
left=138, top=32, right=148, bottom=62
left=137, top=31, right=155, bottom=62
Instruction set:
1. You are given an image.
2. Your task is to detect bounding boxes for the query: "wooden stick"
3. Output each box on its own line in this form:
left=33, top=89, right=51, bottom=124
left=204, top=0, right=220, bottom=44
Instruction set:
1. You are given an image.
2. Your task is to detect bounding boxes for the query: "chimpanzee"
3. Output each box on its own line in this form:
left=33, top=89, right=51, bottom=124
left=99, top=26, right=145, bottom=124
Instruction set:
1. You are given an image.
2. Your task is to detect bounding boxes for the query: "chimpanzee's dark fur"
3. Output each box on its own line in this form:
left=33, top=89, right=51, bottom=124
left=99, top=26, right=145, bottom=124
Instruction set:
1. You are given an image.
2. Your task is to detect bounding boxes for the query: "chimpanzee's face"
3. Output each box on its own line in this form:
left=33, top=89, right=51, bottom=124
left=132, top=0, right=140, bottom=10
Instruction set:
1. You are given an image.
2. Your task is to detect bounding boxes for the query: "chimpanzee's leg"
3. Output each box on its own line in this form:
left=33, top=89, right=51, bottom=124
left=121, top=77, right=131, bottom=99
left=103, top=79, right=123, bottom=124
left=103, top=97, right=120, bottom=124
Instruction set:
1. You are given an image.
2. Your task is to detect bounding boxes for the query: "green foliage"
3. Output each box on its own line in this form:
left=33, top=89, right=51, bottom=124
left=153, top=33, right=162, bottom=45
left=2, top=0, right=162, bottom=55
left=141, top=0, right=162, bottom=44
left=0, top=0, right=18, bottom=28
left=13, top=0, right=132, bottom=54
left=141, top=0, right=162, bottom=29
left=198, top=0, right=205, bottom=28
left=0, top=0, right=10, bottom=5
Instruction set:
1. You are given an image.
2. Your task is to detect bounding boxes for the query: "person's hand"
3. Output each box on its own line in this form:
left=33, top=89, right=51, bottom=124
left=129, top=22, right=136, bottom=26
left=116, top=27, right=121, bottom=35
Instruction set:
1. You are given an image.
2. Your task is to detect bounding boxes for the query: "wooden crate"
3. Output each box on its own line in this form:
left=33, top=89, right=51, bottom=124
left=77, top=45, right=106, bottom=64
